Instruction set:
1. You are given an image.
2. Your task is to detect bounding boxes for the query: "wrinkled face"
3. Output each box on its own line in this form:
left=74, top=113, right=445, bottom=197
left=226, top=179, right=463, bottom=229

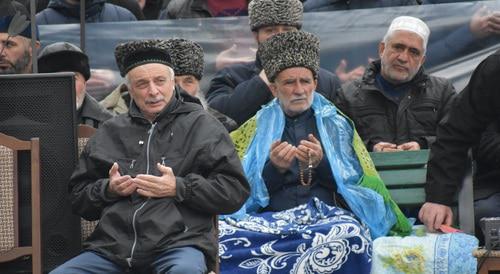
left=74, top=72, right=87, bottom=110
left=269, top=67, right=317, bottom=117
left=379, top=30, right=426, bottom=85
left=175, top=75, right=200, bottom=97
left=254, top=25, right=297, bottom=44
left=0, top=33, right=34, bottom=74
left=127, top=63, right=175, bottom=121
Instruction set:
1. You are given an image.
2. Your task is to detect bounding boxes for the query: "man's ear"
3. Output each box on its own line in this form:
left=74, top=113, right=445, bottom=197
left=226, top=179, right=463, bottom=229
left=269, top=82, right=278, bottom=98
left=378, top=41, right=385, bottom=59
left=252, top=31, right=259, bottom=44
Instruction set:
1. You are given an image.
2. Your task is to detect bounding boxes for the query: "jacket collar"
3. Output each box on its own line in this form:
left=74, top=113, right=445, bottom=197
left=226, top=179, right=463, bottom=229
left=361, top=60, right=428, bottom=91
left=79, top=93, right=112, bottom=122
left=128, top=87, right=201, bottom=126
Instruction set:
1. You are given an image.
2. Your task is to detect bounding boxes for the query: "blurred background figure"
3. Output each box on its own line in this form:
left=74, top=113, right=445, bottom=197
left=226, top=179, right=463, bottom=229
left=38, top=42, right=113, bottom=128
left=36, top=0, right=137, bottom=24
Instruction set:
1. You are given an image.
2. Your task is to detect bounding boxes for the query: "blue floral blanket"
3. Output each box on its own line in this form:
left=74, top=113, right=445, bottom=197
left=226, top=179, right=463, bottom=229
left=218, top=198, right=372, bottom=274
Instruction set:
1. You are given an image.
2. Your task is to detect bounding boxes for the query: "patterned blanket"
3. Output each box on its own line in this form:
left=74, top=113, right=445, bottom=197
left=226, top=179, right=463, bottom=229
left=219, top=198, right=372, bottom=274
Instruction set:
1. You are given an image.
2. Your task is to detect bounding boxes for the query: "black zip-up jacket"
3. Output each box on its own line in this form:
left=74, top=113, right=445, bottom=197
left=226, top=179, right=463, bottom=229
left=70, top=90, right=250, bottom=271
left=426, top=50, right=500, bottom=205
left=206, top=61, right=342, bottom=126
left=336, top=60, right=457, bottom=151
left=473, top=123, right=500, bottom=200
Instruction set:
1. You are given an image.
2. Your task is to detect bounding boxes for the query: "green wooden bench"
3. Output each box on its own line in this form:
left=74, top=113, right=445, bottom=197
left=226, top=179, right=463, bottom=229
left=369, top=149, right=475, bottom=234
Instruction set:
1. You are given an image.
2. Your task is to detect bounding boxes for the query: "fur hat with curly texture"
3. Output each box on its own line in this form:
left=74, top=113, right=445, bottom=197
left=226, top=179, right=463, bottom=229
left=258, top=30, right=319, bottom=82
left=165, top=38, right=204, bottom=80
left=248, top=0, right=303, bottom=31
left=115, top=39, right=172, bottom=77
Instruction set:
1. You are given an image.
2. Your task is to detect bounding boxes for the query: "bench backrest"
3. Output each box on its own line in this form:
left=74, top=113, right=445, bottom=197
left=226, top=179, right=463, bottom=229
left=369, top=150, right=429, bottom=206
left=369, top=149, right=475, bottom=234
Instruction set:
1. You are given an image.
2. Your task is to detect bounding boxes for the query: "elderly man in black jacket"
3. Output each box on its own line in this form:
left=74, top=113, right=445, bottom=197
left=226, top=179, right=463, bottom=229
left=50, top=39, right=250, bottom=274
left=419, top=50, right=500, bottom=234
left=206, top=0, right=342, bottom=127
left=336, top=16, right=456, bottom=152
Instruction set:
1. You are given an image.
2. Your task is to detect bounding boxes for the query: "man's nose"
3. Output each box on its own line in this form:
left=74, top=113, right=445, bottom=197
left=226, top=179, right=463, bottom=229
left=147, top=82, right=160, bottom=95
left=397, top=50, right=410, bottom=63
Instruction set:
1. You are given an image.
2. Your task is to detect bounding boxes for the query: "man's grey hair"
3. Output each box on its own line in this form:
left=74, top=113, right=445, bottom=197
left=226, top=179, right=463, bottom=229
left=124, top=65, right=175, bottom=87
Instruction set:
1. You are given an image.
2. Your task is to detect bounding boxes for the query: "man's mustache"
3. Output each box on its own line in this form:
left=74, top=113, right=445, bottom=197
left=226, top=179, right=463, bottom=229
left=145, top=96, right=165, bottom=104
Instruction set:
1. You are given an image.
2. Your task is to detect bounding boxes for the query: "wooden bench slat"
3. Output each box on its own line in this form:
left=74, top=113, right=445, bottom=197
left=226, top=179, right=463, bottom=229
left=370, top=150, right=429, bottom=170
left=378, top=168, right=427, bottom=188
left=389, top=188, right=426, bottom=206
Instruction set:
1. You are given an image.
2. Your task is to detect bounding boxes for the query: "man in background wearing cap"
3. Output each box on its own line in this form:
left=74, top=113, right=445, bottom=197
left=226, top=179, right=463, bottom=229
left=222, top=30, right=410, bottom=273
left=0, top=0, right=40, bottom=75
left=164, top=38, right=237, bottom=132
left=206, top=0, right=342, bottom=128
left=50, top=39, right=249, bottom=274
left=38, top=42, right=113, bottom=128
left=336, top=16, right=456, bottom=153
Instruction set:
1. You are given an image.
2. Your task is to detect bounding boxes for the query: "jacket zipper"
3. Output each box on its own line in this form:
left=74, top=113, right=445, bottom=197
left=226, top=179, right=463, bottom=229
left=126, top=122, right=157, bottom=268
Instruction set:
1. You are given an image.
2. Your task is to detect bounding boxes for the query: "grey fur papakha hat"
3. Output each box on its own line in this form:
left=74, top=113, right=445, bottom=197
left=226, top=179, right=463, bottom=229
left=165, top=38, right=204, bottom=80
left=258, top=31, right=319, bottom=82
left=114, top=39, right=172, bottom=77
left=248, top=0, right=303, bottom=31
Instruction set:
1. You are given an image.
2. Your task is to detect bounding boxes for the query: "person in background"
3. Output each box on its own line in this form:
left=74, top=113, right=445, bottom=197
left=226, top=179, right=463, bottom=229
left=165, top=38, right=237, bottom=131
left=158, top=0, right=249, bottom=19
left=206, top=0, right=342, bottom=127
left=36, top=0, right=137, bottom=24
left=108, top=0, right=145, bottom=20
left=335, top=16, right=456, bottom=152
left=38, top=42, right=113, bottom=128
left=0, top=0, right=40, bottom=75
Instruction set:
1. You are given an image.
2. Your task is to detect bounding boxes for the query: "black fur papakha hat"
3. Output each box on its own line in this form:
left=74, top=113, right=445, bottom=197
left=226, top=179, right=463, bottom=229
left=165, top=38, right=204, bottom=80
left=258, top=31, right=319, bottom=82
left=115, top=39, right=172, bottom=77
left=248, top=0, right=303, bottom=31
left=38, top=42, right=91, bottom=80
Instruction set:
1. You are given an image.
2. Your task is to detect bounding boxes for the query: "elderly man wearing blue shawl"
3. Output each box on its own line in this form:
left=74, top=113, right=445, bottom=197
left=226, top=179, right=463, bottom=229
left=218, top=31, right=411, bottom=274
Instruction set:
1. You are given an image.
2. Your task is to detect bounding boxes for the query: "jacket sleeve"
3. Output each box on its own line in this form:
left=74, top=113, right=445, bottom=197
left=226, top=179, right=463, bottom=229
left=418, top=79, right=457, bottom=149
left=474, top=123, right=500, bottom=166
left=425, top=52, right=500, bottom=205
left=69, top=136, right=122, bottom=221
left=174, top=115, right=250, bottom=215
left=206, top=66, right=273, bottom=126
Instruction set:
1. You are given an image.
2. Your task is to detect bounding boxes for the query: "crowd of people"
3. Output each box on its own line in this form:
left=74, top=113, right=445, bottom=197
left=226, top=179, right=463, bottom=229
left=0, top=0, right=499, bottom=273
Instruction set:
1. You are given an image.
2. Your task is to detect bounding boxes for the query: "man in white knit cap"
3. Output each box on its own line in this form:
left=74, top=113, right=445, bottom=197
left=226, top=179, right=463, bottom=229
left=336, top=16, right=456, bottom=153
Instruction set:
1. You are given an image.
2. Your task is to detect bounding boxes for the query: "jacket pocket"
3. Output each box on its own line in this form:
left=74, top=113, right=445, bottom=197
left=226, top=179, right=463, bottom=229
left=410, top=101, right=439, bottom=131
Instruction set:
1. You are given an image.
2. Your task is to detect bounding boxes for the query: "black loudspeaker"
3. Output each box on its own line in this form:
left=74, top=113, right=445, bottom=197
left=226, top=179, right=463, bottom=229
left=0, top=73, right=80, bottom=272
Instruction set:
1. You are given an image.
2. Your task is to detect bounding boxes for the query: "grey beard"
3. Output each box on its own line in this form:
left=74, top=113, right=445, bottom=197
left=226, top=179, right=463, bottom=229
left=0, top=51, right=31, bottom=74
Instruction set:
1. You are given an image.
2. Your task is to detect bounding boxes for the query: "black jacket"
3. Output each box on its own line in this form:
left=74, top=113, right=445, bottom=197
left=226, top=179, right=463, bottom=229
left=426, top=50, right=500, bottom=205
left=78, top=93, right=114, bottom=128
left=70, top=90, right=250, bottom=270
left=473, top=123, right=500, bottom=200
left=206, top=61, right=342, bottom=126
left=336, top=61, right=456, bottom=151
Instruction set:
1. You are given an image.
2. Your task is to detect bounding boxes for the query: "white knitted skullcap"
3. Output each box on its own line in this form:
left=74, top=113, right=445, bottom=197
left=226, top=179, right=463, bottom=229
left=386, top=16, right=430, bottom=47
